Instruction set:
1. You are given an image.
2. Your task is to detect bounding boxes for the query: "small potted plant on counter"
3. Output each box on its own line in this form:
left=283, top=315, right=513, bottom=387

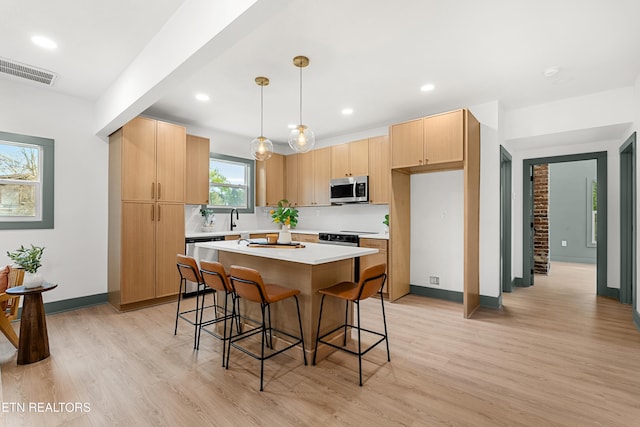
left=383, top=214, right=389, bottom=234
left=270, top=199, right=298, bottom=244
left=6, top=244, right=45, bottom=288
left=200, top=206, right=216, bottom=232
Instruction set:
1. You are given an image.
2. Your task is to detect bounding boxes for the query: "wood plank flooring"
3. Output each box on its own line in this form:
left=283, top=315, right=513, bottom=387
left=1, top=262, right=639, bottom=426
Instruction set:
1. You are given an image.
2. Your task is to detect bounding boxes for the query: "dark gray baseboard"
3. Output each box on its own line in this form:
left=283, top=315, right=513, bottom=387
left=410, top=286, right=501, bottom=309
left=513, top=277, right=525, bottom=287
left=481, top=294, right=502, bottom=309
left=607, top=287, right=620, bottom=301
left=17, top=293, right=109, bottom=319
left=634, top=309, right=640, bottom=332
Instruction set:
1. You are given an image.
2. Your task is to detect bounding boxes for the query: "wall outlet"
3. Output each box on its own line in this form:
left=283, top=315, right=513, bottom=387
left=429, top=276, right=439, bottom=285
left=561, top=240, right=567, bottom=247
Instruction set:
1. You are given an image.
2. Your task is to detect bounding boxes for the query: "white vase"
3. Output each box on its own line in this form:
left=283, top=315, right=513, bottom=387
left=23, top=272, right=43, bottom=288
left=278, top=225, right=292, bottom=244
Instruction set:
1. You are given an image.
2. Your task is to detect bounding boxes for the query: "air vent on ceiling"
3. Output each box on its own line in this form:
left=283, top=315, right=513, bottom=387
left=0, top=57, right=56, bottom=86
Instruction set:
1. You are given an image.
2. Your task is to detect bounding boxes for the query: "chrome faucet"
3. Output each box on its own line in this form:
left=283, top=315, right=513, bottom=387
left=230, top=208, right=239, bottom=231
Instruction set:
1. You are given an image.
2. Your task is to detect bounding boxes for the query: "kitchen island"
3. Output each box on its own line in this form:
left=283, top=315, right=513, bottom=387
left=195, top=240, right=377, bottom=360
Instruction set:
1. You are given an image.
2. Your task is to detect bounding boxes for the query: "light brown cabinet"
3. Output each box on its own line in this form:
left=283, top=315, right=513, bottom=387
left=185, top=134, right=210, bottom=205
left=121, top=117, right=186, bottom=202
left=108, top=117, right=186, bottom=310
left=391, top=109, right=464, bottom=171
left=359, top=238, right=388, bottom=293
left=293, top=233, right=319, bottom=243
left=297, top=147, right=331, bottom=206
left=284, top=154, right=299, bottom=206
left=256, top=153, right=284, bottom=206
left=331, top=139, right=369, bottom=178
left=389, top=108, right=480, bottom=318
left=367, top=135, right=390, bottom=204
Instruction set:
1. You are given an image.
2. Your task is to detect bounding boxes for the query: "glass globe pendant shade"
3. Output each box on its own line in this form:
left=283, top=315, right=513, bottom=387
left=288, top=125, right=315, bottom=153
left=250, top=136, right=273, bottom=161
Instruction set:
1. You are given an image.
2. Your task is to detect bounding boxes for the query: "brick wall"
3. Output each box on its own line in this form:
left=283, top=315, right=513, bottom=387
left=533, top=164, right=550, bottom=274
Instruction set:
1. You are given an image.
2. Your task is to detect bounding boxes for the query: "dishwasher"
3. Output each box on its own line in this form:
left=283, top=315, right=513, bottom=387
left=184, top=235, right=225, bottom=295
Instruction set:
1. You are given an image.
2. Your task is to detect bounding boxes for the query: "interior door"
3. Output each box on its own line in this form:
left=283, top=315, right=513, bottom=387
left=500, top=146, right=512, bottom=292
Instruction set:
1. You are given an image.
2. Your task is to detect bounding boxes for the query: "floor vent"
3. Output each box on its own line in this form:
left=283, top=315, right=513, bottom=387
left=0, top=57, right=56, bottom=86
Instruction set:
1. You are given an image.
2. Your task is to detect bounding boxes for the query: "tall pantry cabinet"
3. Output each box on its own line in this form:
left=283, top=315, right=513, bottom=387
left=108, top=116, right=186, bottom=310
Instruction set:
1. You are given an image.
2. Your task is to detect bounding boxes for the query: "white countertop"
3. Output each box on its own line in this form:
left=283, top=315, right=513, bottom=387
left=186, top=229, right=389, bottom=240
left=195, top=240, right=378, bottom=265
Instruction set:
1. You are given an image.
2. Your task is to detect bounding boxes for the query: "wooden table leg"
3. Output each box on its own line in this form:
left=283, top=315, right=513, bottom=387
left=0, top=312, right=19, bottom=348
left=17, top=293, right=50, bottom=365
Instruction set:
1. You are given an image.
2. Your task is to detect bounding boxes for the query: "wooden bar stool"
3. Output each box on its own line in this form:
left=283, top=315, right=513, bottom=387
left=198, top=260, right=239, bottom=365
left=313, top=264, right=390, bottom=386
left=175, top=254, right=215, bottom=349
left=227, top=265, right=307, bottom=391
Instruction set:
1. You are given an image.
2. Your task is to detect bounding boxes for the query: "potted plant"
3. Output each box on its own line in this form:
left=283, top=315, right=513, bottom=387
left=6, top=244, right=45, bottom=288
left=200, top=206, right=216, bottom=232
left=383, top=214, right=389, bottom=234
left=270, top=199, right=298, bottom=244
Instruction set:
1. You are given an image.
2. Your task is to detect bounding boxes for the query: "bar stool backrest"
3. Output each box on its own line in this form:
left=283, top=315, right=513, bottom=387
left=200, top=260, right=231, bottom=292
left=229, top=265, right=267, bottom=303
left=177, top=254, right=202, bottom=283
left=358, top=264, right=387, bottom=300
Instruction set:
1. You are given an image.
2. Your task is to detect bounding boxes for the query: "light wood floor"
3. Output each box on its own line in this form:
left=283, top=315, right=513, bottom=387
left=1, top=262, right=639, bottom=426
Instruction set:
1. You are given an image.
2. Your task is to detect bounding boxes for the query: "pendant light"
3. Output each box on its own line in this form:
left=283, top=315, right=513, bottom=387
left=288, top=55, right=315, bottom=153
left=250, top=76, right=274, bottom=161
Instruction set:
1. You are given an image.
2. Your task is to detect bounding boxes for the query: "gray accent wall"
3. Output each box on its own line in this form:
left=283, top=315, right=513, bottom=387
left=549, top=160, right=597, bottom=264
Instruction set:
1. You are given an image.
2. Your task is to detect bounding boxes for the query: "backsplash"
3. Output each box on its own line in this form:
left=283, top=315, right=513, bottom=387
left=185, top=204, right=389, bottom=234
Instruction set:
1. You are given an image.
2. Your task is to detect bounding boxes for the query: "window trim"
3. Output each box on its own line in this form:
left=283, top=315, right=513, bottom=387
left=208, top=153, right=254, bottom=214
left=0, top=131, right=54, bottom=229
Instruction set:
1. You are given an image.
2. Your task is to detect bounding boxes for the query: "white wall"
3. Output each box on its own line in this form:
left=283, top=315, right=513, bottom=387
left=411, top=171, right=464, bottom=291
left=0, top=79, right=109, bottom=303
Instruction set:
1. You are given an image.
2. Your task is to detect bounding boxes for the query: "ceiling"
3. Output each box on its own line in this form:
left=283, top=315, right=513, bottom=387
left=3, top=0, right=640, bottom=145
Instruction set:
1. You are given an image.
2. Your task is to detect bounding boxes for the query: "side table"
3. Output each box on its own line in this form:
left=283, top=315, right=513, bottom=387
left=6, top=283, right=58, bottom=365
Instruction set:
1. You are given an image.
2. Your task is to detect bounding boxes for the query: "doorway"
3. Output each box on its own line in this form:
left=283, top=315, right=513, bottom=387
left=522, top=152, right=609, bottom=296
left=500, top=146, right=512, bottom=293
left=620, top=133, right=636, bottom=306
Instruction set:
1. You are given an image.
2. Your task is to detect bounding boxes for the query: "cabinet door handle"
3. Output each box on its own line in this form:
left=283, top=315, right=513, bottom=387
left=158, top=183, right=161, bottom=199
left=157, top=205, right=161, bottom=222
left=151, top=182, right=155, bottom=199
left=418, top=159, right=423, bottom=164
left=151, top=205, right=154, bottom=221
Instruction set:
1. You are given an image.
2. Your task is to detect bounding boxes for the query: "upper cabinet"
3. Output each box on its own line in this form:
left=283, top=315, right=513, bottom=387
left=122, top=117, right=186, bottom=203
left=391, top=109, right=464, bottom=172
left=331, top=139, right=369, bottom=178
left=256, top=153, right=285, bottom=206
left=297, top=147, right=331, bottom=206
left=368, top=135, right=390, bottom=204
left=284, top=154, right=299, bottom=206
left=185, top=134, right=210, bottom=205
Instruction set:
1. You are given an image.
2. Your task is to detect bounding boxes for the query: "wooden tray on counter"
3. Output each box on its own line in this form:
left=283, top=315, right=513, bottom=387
left=247, top=243, right=306, bottom=249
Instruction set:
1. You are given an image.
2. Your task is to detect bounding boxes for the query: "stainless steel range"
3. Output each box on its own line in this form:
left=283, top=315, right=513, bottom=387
left=318, top=231, right=376, bottom=281
left=318, top=231, right=376, bottom=246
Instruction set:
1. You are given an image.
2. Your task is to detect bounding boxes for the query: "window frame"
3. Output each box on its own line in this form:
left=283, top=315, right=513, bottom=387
left=0, top=131, right=54, bottom=229
left=207, top=153, right=254, bottom=214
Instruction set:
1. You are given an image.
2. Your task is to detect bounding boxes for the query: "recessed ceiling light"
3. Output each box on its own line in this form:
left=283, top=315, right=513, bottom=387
left=287, top=124, right=297, bottom=129
left=31, top=35, right=57, bottom=50
left=420, top=84, right=435, bottom=92
left=543, top=66, right=560, bottom=78
left=341, top=108, right=353, bottom=115
left=195, top=93, right=210, bottom=102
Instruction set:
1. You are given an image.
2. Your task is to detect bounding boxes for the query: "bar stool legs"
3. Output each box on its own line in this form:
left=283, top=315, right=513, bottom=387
left=313, top=264, right=390, bottom=386
left=226, top=265, right=307, bottom=391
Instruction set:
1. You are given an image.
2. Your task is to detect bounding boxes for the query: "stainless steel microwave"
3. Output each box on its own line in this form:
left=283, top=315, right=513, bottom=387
left=330, top=176, right=368, bottom=204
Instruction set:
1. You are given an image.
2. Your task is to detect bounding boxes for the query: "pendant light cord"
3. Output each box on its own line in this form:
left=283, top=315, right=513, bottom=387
left=260, top=84, right=264, bottom=137
left=299, top=65, right=303, bottom=125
